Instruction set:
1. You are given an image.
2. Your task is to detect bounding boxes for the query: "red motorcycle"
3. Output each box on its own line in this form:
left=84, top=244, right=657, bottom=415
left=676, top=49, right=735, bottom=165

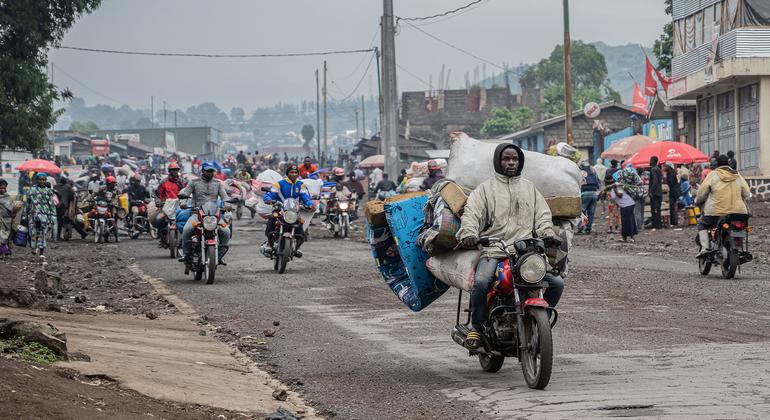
left=451, top=236, right=559, bottom=390
left=88, top=196, right=117, bottom=244
left=126, top=199, right=156, bottom=240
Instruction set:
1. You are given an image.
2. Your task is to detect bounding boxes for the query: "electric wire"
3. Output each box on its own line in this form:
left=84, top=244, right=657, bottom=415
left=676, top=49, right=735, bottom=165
left=398, top=0, right=485, bottom=22
left=51, top=63, right=145, bottom=108
left=330, top=52, right=376, bottom=102
left=395, top=63, right=431, bottom=88
left=56, top=45, right=376, bottom=58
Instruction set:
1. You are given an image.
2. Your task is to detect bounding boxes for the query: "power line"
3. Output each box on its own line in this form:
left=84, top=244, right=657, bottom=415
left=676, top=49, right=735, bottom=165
left=398, top=0, right=485, bottom=22
left=51, top=63, right=146, bottom=108
left=56, top=45, right=375, bottom=58
left=396, top=63, right=431, bottom=88
left=411, top=0, right=494, bottom=26
left=330, top=52, right=376, bottom=102
left=399, top=19, right=504, bottom=71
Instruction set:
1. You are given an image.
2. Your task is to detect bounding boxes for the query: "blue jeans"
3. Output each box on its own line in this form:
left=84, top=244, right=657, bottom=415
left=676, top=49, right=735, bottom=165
left=581, top=193, right=597, bottom=233
left=471, top=257, right=564, bottom=331
left=181, top=215, right=230, bottom=258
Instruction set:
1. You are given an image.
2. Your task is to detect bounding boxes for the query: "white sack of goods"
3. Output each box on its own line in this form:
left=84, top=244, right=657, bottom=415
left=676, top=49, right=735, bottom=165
left=254, top=169, right=283, bottom=196
left=445, top=132, right=582, bottom=218
left=303, top=178, right=324, bottom=198
left=426, top=250, right=481, bottom=291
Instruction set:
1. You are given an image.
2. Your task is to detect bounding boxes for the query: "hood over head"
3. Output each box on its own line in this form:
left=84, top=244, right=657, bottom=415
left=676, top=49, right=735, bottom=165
left=493, top=143, right=525, bottom=177
left=716, top=167, right=739, bottom=182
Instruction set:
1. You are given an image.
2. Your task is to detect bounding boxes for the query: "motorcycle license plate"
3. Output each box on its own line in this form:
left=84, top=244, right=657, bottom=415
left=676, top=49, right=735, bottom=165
left=731, top=231, right=747, bottom=238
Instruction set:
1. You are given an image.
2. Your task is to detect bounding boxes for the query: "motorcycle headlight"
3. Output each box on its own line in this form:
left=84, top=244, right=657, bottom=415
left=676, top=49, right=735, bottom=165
left=76, top=214, right=85, bottom=223
left=97, top=207, right=107, bottom=215
left=339, top=202, right=349, bottom=210
left=517, top=254, right=546, bottom=284
left=202, top=216, right=218, bottom=231
left=131, top=206, right=139, bottom=214
left=283, top=210, right=298, bottom=224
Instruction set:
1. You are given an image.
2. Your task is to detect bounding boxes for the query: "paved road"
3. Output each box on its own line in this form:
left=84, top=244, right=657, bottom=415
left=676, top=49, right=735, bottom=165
left=124, top=218, right=770, bottom=419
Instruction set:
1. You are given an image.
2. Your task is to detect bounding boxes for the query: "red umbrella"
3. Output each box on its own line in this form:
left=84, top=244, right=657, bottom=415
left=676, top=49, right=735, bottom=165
left=600, top=135, right=657, bottom=160
left=16, top=159, right=62, bottom=174
left=626, top=141, right=709, bottom=167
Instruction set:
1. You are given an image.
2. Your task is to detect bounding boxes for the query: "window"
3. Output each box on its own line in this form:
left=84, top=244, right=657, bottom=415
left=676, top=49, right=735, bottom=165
left=717, top=91, right=735, bottom=154
left=738, top=84, right=760, bottom=172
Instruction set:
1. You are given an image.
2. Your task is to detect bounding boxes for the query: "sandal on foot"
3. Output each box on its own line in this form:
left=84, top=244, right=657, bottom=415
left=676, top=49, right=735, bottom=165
left=464, top=330, right=482, bottom=350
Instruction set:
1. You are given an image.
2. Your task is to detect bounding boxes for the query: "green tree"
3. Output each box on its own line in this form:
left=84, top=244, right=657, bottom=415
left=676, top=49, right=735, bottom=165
left=653, top=0, right=673, bottom=75
left=0, top=1, right=101, bottom=150
left=301, top=124, right=315, bottom=151
left=521, top=41, right=620, bottom=118
left=68, top=120, right=99, bottom=133
left=481, top=106, right=534, bottom=137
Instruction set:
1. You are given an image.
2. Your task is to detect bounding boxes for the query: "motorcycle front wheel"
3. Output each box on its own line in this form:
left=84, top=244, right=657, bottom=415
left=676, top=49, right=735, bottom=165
left=194, top=250, right=204, bottom=281
left=521, top=308, right=553, bottom=390
left=169, top=230, right=178, bottom=259
left=479, top=353, right=505, bottom=373
left=698, top=257, right=712, bottom=276
left=278, top=238, right=292, bottom=274
left=205, top=246, right=217, bottom=284
left=93, top=223, right=101, bottom=243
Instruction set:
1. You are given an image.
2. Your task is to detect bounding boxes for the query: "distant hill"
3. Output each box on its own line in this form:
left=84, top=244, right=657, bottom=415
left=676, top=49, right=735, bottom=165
left=591, top=41, right=655, bottom=105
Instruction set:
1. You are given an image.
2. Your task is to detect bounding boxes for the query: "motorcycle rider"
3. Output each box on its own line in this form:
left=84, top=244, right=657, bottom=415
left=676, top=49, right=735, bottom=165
left=456, top=143, right=564, bottom=350
left=374, top=173, right=398, bottom=200
left=298, top=156, right=318, bottom=179
left=155, top=162, right=186, bottom=246
left=177, top=161, right=232, bottom=265
left=90, top=175, right=121, bottom=242
left=263, top=164, right=315, bottom=257
left=125, top=175, right=151, bottom=229
left=87, top=169, right=102, bottom=193
left=420, top=160, right=445, bottom=191
left=695, top=154, right=751, bottom=257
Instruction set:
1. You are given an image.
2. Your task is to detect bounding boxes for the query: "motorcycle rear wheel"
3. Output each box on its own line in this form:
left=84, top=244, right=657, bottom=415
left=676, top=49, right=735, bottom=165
left=278, top=238, right=291, bottom=274
left=698, top=257, right=712, bottom=276
left=521, top=308, right=553, bottom=390
left=479, top=353, right=505, bottom=373
left=205, top=246, right=217, bottom=284
left=721, top=248, right=739, bottom=279
left=169, top=231, right=178, bottom=259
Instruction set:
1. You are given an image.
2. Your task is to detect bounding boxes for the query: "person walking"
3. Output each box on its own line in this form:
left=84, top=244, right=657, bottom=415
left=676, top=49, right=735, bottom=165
left=25, top=173, right=57, bottom=256
left=604, top=160, right=620, bottom=233
left=648, top=156, right=664, bottom=230
left=593, top=158, right=608, bottom=216
left=727, top=150, right=738, bottom=171
left=665, top=162, right=681, bottom=226
left=579, top=161, right=600, bottom=234
left=0, top=179, right=23, bottom=257
left=610, top=182, right=638, bottom=242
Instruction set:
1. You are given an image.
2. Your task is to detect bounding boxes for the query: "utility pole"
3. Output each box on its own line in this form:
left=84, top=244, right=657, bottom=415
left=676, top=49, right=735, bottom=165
left=361, top=95, right=366, bottom=138
left=315, top=69, right=321, bottom=161
left=163, top=101, right=167, bottom=128
left=563, top=0, right=574, bottom=145
left=323, top=60, right=328, bottom=164
left=151, top=96, right=154, bottom=128
left=381, top=0, right=399, bottom=177
left=355, top=109, right=360, bottom=139
left=375, top=47, right=383, bottom=151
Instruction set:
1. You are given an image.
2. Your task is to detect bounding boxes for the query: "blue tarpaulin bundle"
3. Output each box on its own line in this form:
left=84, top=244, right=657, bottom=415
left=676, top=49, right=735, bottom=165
left=366, top=193, right=449, bottom=311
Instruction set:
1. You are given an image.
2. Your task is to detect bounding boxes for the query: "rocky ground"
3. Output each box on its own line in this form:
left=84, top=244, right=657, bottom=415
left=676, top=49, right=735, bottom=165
left=0, top=241, right=177, bottom=317
left=0, top=357, right=243, bottom=419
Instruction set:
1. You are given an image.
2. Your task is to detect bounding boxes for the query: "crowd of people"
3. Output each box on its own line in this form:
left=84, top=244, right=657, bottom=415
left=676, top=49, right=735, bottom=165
left=578, top=149, right=748, bottom=245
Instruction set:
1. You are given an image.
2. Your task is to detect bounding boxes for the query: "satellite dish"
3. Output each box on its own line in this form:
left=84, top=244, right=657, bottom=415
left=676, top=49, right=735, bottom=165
left=583, top=102, right=601, bottom=119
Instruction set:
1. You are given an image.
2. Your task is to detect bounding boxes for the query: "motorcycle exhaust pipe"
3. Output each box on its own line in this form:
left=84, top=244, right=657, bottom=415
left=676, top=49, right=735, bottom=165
left=451, top=325, right=470, bottom=347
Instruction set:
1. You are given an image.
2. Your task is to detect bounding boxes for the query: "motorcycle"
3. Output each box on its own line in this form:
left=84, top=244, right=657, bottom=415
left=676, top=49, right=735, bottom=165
left=159, top=198, right=181, bottom=258
left=697, top=214, right=753, bottom=279
left=181, top=200, right=233, bottom=284
left=451, top=236, right=559, bottom=390
left=126, top=199, right=156, bottom=240
left=261, top=197, right=310, bottom=274
left=326, top=197, right=354, bottom=238
left=88, top=196, right=118, bottom=244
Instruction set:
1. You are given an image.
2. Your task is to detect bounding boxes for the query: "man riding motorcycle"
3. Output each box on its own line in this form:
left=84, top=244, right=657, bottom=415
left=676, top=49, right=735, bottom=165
left=155, top=162, right=186, bottom=246
left=264, top=164, right=315, bottom=258
left=177, top=161, right=232, bottom=265
left=695, top=154, right=751, bottom=257
left=89, top=175, right=121, bottom=242
left=456, top=143, right=565, bottom=350
left=125, top=175, right=151, bottom=230
left=298, top=157, right=318, bottom=179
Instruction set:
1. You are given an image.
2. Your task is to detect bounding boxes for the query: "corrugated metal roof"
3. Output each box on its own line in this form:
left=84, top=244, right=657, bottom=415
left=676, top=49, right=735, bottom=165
left=673, top=0, right=722, bottom=21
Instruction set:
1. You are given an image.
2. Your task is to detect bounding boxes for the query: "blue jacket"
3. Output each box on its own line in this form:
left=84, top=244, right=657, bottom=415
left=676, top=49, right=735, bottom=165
left=264, top=178, right=313, bottom=208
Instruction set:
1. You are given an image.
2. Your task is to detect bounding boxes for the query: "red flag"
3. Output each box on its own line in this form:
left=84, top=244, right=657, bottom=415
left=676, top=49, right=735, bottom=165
left=653, top=65, right=671, bottom=94
left=644, top=56, right=658, bottom=96
left=631, top=82, right=649, bottom=115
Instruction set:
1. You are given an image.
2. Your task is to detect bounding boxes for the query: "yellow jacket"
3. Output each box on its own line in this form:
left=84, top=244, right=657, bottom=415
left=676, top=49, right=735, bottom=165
left=695, top=167, right=750, bottom=216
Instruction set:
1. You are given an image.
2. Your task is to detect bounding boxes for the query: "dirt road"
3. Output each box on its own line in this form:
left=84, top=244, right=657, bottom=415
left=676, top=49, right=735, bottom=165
left=124, top=217, right=770, bottom=419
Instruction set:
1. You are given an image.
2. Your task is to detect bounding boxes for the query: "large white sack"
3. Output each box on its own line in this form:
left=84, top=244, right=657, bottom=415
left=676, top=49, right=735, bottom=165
left=426, top=250, right=481, bottom=291
left=256, top=169, right=283, bottom=185
left=445, top=133, right=581, bottom=198
left=303, top=178, right=324, bottom=198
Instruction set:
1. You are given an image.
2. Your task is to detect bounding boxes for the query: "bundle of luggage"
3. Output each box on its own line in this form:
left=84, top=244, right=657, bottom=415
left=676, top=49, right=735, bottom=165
left=365, top=133, right=582, bottom=311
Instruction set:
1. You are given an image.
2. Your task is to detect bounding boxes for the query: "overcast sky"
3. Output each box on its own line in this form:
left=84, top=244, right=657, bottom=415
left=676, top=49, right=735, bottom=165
left=48, top=0, right=669, bottom=113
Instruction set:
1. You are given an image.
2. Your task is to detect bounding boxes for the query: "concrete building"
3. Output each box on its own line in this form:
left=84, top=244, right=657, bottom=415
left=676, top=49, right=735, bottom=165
left=399, top=87, right=535, bottom=144
left=353, top=134, right=438, bottom=163
left=92, top=127, right=221, bottom=160
left=500, top=102, right=638, bottom=163
left=669, top=0, right=770, bottom=180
